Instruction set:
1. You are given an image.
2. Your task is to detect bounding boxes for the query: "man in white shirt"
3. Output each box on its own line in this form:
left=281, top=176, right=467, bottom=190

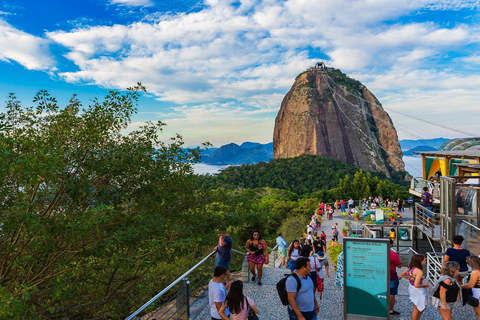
left=209, top=265, right=232, bottom=320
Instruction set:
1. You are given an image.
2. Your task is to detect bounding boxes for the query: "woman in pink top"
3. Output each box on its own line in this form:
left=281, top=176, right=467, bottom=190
left=401, top=254, right=429, bottom=320
left=219, top=280, right=259, bottom=320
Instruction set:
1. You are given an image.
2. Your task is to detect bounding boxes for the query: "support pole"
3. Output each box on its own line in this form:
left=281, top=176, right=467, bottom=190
left=176, top=278, right=190, bottom=320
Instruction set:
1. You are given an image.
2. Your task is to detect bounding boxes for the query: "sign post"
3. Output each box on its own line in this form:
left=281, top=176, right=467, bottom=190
left=344, top=238, right=390, bottom=320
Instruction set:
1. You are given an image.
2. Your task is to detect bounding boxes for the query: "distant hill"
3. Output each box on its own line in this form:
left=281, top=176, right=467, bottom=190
left=202, top=142, right=273, bottom=165
left=399, top=138, right=449, bottom=151
left=403, top=145, right=437, bottom=157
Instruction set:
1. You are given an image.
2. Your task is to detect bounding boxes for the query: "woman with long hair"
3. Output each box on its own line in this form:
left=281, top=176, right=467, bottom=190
left=245, top=230, right=269, bottom=286
left=401, top=254, right=429, bottom=320
left=461, top=256, right=480, bottom=319
left=219, top=280, right=259, bottom=320
left=286, top=239, right=301, bottom=272
left=300, top=246, right=321, bottom=293
left=431, top=261, right=461, bottom=320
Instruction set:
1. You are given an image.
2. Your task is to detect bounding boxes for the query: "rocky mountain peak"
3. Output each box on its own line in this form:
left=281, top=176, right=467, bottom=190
left=273, top=65, right=405, bottom=177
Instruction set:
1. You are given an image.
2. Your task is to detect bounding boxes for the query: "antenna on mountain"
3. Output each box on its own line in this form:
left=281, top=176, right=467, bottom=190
left=315, top=62, right=326, bottom=71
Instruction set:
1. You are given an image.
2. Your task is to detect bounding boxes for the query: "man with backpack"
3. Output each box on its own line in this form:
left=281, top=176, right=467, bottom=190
left=286, top=257, right=319, bottom=320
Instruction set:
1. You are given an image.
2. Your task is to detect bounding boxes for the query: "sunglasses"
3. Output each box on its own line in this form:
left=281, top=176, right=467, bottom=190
left=253, top=233, right=259, bottom=236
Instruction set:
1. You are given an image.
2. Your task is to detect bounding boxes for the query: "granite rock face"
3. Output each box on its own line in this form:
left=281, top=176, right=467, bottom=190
left=273, top=67, right=405, bottom=177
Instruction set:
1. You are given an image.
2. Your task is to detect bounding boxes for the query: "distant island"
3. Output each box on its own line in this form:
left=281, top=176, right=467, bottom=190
left=201, top=142, right=273, bottom=165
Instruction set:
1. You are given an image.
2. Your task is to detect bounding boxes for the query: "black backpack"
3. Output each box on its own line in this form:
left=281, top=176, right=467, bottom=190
left=276, top=273, right=301, bottom=305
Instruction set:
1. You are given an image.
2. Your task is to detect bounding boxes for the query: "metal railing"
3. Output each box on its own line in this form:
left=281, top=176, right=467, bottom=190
left=459, top=220, right=480, bottom=255
left=410, top=177, right=441, bottom=199
left=415, top=203, right=438, bottom=239
left=126, top=244, right=280, bottom=320
left=425, top=252, right=445, bottom=285
left=126, top=250, right=218, bottom=320
left=362, top=224, right=415, bottom=255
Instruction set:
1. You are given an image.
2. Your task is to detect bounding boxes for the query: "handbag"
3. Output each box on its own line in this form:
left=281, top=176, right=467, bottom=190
left=313, top=258, right=324, bottom=299
left=245, top=297, right=259, bottom=320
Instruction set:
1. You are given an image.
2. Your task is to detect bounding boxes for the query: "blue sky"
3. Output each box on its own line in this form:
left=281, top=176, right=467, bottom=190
left=1, top=0, right=480, bottom=147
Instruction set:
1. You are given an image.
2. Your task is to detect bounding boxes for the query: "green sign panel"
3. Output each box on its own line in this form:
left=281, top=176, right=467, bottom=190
left=344, top=238, right=389, bottom=320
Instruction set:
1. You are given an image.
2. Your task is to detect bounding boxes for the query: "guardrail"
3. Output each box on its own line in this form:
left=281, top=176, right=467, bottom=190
left=425, top=252, right=445, bottom=285
left=459, top=220, right=480, bottom=255
left=415, top=203, right=438, bottom=239
left=410, top=177, right=440, bottom=199
left=126, top=244, right=280, bottom=320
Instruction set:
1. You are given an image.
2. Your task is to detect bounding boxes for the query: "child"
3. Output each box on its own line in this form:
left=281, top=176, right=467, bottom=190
left=401, top=254, right=430, bottom=320
left=430, top=261, right=461, bottom=320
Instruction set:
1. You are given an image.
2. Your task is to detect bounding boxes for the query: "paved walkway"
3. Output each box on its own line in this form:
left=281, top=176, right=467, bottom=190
left=195, top=208, right=478, bottom=319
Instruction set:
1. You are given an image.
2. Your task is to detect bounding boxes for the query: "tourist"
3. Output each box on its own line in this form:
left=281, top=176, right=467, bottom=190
left=335, top=199, right=340, bottom=211
left=397, top=198, right=404, bottom=213
left=216, top=230, right=233, bottom=282
left=313, top=235, right=326, bottom=255
left=430, top=261, right=461, bottom=320
left=461, top=256, right=480, bottom=319
left=276, top=233, right=289, bottom=267
left=320, top=231, right=327, bottom=242
left=286, top=239, right=301, bottom=272
left=307, top=231, right=314, bottom=245
left=348, top=198, right=354, bottom=212
left=286, top=256, right=319, bottom=320
left=340, top=199, right=346, bottom=213
left=332, top=226, right=339, bottom=242
left=408, top=196, right=414, bottom=208
left=421, top=187, right=433, bottom=212
left=245, top=230, right=269, bottom=285
left=300, top=246, right=320, bottom=293
left=219, top=280, right=259, bottom=320
left=401, top=254, right=429, bottom=320
left=209, top=265, right=233, bottom=320
left=316, top=252, right=329, bottom=284
left=304, top=239, right=313, bottom=255
left=443, top=235, right=471, bottom=283
left=389, top=239, right=402, bottom=316
left=334, top=251, right=344, bottom=303
left=328, top=205, right=333, bottom=220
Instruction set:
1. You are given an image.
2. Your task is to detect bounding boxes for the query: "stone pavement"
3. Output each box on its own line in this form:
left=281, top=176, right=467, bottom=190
left=195, top=208, right=478, bottom=319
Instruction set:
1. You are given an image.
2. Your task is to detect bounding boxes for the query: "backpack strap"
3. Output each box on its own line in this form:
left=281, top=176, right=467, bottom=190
left=291, top=273, right=301, bottom=292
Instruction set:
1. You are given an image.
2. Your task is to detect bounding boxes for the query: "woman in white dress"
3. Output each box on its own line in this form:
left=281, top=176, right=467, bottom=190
left=401, top=254, right=430, bottom=320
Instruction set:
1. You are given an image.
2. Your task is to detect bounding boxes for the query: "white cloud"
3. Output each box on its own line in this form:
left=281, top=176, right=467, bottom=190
left=4, top=0, right=478, bottom=145
left=0, top=19, right=54, bottom=70
left=110, top=0, right=154, bottom=7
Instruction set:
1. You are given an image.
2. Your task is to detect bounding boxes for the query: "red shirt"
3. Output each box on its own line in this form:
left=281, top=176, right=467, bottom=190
left=340, top=200, right=345, bottom=205
left=390, top=250, right=401, bottom=279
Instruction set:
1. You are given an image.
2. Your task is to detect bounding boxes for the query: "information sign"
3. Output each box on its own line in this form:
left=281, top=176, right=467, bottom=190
left=375, top=209, right=384, bottom=224
left=344, top=238, right=389, bottom=320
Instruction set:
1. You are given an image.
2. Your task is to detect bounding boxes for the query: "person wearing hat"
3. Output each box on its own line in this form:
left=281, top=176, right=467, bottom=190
left=315, top=252, right=330, bottom=284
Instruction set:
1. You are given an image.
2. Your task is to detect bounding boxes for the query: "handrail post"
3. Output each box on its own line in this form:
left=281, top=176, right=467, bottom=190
left=176, top=278, right=190, bottom=320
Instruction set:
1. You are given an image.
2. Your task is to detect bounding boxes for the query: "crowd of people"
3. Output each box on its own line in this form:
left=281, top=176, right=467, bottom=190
left=208, top=206, right=480, bottom=320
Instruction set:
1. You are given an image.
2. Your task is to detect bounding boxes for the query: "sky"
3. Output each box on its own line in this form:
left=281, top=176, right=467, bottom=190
left=1, top=0, right=480, bottom=148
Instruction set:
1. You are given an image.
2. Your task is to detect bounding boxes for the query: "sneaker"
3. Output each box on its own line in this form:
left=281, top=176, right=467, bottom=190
left=258, top=281, right=262, bottom=286
left=390, top=310, right=401, bottom=315
left=251, top=276, right=256, bottom=282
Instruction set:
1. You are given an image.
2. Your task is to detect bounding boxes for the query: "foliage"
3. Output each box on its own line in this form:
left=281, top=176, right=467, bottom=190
left=278, top=215, right=311, bottom=244
left=327, top=241, right=343, bottom=267
left=0, top=87, right=221, bottom=319
left=198, top=155, right=407, bottom=197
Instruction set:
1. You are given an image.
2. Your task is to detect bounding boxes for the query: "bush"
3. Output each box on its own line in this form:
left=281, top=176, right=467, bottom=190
left=278, top=215, right=310, bottom=244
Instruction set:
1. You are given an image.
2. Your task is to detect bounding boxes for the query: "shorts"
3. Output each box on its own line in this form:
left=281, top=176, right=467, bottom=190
left=217, top=259, right=230, bottom=270
left=390, top=279, right=399, bottom=295
left=431, top=296, right=455, bottom=309
left=247, top=253, right=266, bottom=265
left=279, top=249, right=287, bottom=258
left=288, top=308, right=317, bottom=320
left=288, top=259, right=297, bottom=271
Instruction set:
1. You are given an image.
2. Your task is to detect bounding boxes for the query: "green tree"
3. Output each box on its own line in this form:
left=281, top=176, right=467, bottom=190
left=0, top=87, right=208, bottom=319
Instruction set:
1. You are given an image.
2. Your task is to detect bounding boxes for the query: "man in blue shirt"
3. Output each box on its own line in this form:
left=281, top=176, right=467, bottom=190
left=276, top=233, right=288, bottom=267
left=216, top=231, right=233, bottom=282
left=286, top=257, right=319, bottom=320
left=421, top=187, right=433, bottom=213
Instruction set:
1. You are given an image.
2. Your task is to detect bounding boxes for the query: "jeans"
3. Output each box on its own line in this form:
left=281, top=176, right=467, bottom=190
left=341, top=205, right=346, bottom=212
left=288, top=307, right=317, bottom=320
